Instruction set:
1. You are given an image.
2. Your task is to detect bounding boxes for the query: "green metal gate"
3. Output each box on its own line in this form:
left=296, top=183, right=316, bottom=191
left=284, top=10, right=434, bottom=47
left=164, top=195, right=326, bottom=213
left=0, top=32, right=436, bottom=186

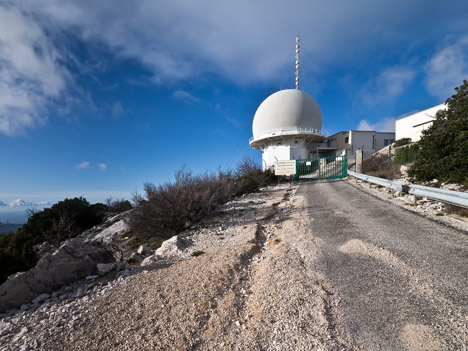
left=295, top=155, right=347, bottom=180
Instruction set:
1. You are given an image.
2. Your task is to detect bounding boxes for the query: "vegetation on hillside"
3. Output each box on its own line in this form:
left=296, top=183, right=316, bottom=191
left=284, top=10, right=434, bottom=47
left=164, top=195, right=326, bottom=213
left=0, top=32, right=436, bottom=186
left=362, top=154, right=401, bottom=179
left=129, top=156, right=277, bottom=240
left=394, top=144, right=419, bottom=164
left=408, top=80, right=468, bottom=186
left=393, top=138, right=411, bottom=148
left=0, top=197, right=129, bottom=284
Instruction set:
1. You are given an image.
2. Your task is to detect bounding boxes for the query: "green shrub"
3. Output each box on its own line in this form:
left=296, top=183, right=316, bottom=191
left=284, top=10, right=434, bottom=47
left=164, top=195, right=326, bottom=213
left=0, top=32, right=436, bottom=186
left=22, top=197, right=107, bottom=245
left=409, top=80, right=468, bottom=185
left=394, top=144, right=419, bottom=164
left=105, top=198, right=133, bottom=213
left=0, top=230, right=38, bottom=284
left=393, top=138, right=412, bottom=147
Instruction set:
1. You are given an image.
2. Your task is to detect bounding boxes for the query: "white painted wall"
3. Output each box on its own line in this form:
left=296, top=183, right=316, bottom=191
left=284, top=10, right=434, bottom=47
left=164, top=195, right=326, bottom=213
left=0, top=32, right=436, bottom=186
left=261, top=139, right=308, bottom=170
left=395, top=104, right=446, bottom=142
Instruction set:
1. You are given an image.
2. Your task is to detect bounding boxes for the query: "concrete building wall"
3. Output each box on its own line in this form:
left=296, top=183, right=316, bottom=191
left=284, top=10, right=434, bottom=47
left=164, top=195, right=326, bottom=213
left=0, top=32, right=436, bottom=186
left=320, top=130, right=395, bottom=159
left=395, top=104, right=446, bottom=142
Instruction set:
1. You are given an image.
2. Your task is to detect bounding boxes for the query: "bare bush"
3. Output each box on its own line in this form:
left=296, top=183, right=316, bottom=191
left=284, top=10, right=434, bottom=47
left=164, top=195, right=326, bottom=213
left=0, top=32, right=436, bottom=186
left=129, top=167, right=237, bottom=239
left=235, top=155, right=277, bottom=195
left=362, top=154, right=401, bottom=179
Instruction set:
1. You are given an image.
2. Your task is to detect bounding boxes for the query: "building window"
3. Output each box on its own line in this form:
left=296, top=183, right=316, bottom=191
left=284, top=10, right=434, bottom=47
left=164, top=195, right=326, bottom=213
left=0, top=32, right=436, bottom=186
left=384, top=139, right=389, bottom=146
left=344, top=137, right=349, bottom=143
left=277, top=142, right=281, bottom=145
left=390, top=139, right=394, bottom=144
left=294, top=140, right=298, bottom=144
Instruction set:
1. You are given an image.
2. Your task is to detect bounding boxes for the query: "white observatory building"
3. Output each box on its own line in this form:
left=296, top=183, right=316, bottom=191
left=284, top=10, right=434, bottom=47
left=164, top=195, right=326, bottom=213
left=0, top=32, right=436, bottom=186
left=249, top=37, right=324, bottom=170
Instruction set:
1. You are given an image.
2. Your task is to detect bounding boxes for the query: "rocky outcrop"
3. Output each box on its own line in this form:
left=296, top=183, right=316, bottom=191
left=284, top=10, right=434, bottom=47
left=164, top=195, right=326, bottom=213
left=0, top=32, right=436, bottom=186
left=0, top=239, right=114, bottom=313
left=140, top=235, right=185, bottom=266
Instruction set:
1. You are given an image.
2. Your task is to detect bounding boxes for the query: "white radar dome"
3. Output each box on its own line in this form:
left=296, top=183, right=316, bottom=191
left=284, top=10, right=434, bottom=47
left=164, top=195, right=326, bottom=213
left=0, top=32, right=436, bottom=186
left=252, top=89, right=322, bottom=140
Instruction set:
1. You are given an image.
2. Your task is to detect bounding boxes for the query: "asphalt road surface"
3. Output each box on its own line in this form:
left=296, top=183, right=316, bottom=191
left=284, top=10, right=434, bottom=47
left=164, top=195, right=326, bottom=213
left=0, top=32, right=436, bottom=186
left=299, top=180, right=468, bottom=350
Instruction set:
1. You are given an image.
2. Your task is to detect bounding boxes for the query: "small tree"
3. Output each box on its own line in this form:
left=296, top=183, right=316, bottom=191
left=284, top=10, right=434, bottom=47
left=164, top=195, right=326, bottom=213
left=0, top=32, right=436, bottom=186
left=409, top=80, right=468, bottom=185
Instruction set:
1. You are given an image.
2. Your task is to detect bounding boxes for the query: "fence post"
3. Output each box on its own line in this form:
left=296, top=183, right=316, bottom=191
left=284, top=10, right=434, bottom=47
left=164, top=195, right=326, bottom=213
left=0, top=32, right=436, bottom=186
left=356, top=149, right=363, bottom=173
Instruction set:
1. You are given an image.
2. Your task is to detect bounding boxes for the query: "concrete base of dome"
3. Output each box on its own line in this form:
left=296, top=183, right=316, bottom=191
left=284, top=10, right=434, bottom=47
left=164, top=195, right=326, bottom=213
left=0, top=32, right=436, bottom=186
left=261, top=140, right=309, bottom=171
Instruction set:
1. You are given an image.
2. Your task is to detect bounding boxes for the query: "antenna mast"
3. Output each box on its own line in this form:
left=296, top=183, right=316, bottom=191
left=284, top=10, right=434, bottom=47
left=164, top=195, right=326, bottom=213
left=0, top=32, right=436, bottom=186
left=295, top=36, right=300, bottom=90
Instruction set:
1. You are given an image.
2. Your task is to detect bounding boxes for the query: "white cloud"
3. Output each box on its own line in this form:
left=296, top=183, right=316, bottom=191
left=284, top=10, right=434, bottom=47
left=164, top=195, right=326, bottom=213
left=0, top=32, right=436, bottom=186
left=35, top=201, right=50, bottom=206
left=172, top=90, right=200, bottom=103
left=10, top=0, right=463, bottom=86
left=98, top=163, right=107, bottom=171
left=0, top=4, right=69, bottom=136
left=425, top=36, right=468, bottom=100
left=0, top=0, right=467, bottom=136
left=76, top=161, right=90, bottom=169
left=357, top=117, right=396, bottom=132
left=362, top=66, right=416, bottom=106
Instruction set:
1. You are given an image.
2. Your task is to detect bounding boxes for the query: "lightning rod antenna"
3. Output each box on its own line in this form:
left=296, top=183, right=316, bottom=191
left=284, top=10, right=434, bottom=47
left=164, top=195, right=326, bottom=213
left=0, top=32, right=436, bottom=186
left=295, top=36, right=300, bottom=90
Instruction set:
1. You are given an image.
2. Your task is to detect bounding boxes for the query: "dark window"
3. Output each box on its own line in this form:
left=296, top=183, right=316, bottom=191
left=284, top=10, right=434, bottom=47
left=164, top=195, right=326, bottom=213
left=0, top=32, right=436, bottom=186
left=384, top=139, right=389, bottom=146
left=344, top=137, right=349, bottom=143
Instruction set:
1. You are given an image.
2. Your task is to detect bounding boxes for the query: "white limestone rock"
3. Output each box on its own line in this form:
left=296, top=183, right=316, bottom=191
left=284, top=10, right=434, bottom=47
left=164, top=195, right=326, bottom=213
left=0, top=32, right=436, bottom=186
left=155, top=235, right=184, bottom=258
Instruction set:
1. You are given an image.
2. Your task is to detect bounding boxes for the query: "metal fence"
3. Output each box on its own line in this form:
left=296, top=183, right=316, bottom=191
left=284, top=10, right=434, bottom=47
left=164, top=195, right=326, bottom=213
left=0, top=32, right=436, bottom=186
left=296, top=156, right=347, bottom=180
left=347, top=170, right=468, bottom=209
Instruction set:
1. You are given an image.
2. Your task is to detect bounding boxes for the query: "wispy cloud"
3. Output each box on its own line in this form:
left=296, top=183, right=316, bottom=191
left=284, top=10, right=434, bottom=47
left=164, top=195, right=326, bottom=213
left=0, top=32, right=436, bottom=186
left=0, top=4, right=69, bottom=136
left=361, top=66, right=416, bottom=107
left=357, top=117, right=396, bottom=132
left=76, top=161, right=90, bottom=169
left=425, top=35, right=468, bottom=100
left=111, top=101, right=124, bottom=117
left=172, top=90, right=200, bottom=103
left=98, top=163, right=107, bottom=171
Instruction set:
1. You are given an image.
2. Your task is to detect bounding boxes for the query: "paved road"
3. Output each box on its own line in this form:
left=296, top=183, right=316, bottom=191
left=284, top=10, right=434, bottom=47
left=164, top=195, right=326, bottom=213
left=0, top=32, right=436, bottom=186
left=300, top=180, right=468, bottom=350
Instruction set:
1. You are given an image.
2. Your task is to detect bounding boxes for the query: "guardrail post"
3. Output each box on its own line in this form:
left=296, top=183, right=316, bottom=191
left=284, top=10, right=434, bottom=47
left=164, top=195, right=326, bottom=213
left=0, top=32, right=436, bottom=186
left=413, top=194, right=417, bottom=206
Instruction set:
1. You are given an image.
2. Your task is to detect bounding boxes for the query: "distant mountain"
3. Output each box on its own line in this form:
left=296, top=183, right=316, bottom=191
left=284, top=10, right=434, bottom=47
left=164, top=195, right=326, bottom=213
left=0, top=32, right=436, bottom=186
left=0, top=199, right=50, bottom=208
left=0, top=223, right=22, bottom=234
left=8, top=199, right=32, bottom=207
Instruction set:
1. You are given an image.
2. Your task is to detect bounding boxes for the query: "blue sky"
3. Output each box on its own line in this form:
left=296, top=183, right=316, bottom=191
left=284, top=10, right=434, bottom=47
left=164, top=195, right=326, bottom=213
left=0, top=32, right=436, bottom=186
left=1, top=0, right=468, bottom=219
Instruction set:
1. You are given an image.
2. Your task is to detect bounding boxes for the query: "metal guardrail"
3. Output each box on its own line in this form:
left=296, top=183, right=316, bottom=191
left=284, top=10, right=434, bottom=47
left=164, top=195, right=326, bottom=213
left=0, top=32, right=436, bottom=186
left=347, top=170, right=468, bottom=209
left=408, top=184, right=468, bottom=208
left=347, top=170, right=403, bottom=192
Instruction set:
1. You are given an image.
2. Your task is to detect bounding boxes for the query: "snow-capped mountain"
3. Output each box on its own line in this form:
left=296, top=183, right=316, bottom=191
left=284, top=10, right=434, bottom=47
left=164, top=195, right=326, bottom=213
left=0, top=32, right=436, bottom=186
left=8, top=199, right=32, bottom=207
